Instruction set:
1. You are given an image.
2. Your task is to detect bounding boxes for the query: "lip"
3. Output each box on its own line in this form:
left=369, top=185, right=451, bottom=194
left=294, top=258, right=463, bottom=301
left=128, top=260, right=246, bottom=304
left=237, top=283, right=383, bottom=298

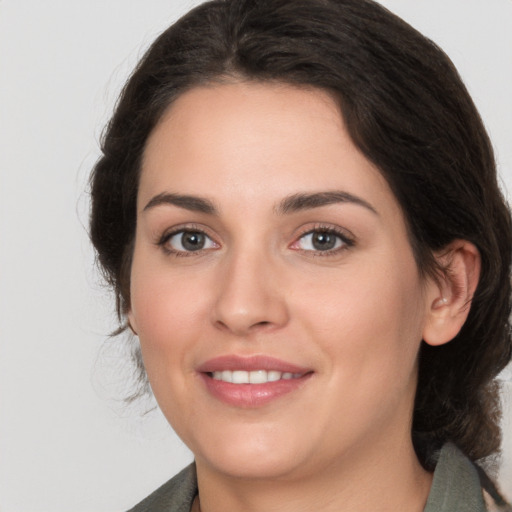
left=197, top=355, right=313, bottom=408
left=197, top=355, right=310, bottom=374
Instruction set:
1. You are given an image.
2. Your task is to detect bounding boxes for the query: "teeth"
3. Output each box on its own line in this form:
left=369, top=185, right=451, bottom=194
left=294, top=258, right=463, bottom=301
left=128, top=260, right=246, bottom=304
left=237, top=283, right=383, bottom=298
left=267, top=371, right=281, bottom=382
left=232, top=370, right=248, bottom=384
left=249, top=370, right=267, bottom=384
left=211, top=370, right=302, bottom=384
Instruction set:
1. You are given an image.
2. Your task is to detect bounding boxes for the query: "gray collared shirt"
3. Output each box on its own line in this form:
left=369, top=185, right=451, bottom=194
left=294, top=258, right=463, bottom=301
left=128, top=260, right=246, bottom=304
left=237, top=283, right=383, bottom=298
left=128, top=443, right=490, bottom=512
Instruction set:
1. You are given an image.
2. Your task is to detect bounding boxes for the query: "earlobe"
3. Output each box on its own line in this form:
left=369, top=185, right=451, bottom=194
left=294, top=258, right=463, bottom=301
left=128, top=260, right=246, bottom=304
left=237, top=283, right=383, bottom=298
left=422, top=240, right=481, bottom=347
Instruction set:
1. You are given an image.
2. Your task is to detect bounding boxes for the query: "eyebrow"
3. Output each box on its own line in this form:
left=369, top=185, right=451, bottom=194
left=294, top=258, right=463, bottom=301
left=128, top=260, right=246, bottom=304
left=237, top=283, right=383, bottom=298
left=277, top=191, right=378, bottom=215
left=143, top=193, right=217, bottom=214
left=143, top=190, right=378, bottom=216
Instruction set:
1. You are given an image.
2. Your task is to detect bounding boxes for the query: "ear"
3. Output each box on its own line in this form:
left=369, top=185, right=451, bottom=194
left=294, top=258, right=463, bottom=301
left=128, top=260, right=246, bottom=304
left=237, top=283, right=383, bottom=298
left=422, top=240, right=481, bottom=347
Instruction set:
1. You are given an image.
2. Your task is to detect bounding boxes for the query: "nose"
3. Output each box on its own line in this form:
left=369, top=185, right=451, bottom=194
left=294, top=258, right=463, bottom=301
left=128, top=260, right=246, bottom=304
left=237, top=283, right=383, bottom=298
left=211, top=247, right=290, bottom=336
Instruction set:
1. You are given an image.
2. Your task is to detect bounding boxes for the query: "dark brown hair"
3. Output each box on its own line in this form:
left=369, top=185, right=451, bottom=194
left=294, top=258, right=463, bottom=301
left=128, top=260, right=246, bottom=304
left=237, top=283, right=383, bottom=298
left=90, top=0, right=512, bottom=466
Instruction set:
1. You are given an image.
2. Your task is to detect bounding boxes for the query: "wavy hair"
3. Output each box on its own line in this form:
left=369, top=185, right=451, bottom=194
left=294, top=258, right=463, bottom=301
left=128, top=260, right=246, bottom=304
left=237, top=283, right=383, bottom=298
left=90, top=0, right=512, bottom=466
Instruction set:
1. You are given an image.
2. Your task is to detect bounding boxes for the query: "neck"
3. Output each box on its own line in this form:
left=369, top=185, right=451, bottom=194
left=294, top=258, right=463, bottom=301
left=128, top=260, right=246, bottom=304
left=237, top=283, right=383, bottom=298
left=194, top=437, right=432, bottom=512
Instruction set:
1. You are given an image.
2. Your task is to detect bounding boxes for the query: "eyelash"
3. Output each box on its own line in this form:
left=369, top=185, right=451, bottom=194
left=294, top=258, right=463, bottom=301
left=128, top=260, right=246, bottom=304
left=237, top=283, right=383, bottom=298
left=157, top=224, right=218, bottom=257
left=156, top=224, right=355, bottom=257
left=291, top=224, right=355, bottom=256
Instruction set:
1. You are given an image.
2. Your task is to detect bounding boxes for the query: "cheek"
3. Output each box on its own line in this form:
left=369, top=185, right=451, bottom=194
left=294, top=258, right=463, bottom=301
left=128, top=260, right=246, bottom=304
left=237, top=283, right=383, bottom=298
left=129, top=263, right=212, bottom=433
left=129, top=256, right=210, bottom=377
left=296, top=253, right=425, bottom=381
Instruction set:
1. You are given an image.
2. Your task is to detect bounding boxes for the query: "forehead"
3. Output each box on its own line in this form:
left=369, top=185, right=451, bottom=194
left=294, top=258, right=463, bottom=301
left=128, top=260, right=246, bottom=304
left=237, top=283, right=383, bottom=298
left=139, top=81, right=398, bottom=219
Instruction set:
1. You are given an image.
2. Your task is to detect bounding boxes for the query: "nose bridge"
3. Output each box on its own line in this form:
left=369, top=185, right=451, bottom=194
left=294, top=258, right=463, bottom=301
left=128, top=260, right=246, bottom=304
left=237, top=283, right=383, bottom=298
left=212, top=241, right=289, bottom=335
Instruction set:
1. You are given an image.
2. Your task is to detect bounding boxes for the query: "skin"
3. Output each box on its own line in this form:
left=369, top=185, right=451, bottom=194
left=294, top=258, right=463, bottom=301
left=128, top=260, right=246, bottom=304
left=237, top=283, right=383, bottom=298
left=128, top=82, right=479, bottom=512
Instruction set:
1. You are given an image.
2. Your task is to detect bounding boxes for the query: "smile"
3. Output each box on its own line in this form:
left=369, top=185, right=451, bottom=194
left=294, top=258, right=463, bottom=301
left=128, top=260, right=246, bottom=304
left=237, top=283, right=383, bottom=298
left=210, top=370, right=303, bottom=384
left=198, top=355, right=313, bottom=407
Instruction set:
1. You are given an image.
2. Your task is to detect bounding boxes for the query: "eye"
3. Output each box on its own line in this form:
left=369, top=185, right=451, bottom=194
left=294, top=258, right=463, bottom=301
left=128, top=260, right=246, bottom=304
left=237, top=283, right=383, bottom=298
left=292, top=228, right=353, bottom=253
left=162, top=230, right=218, bottom=254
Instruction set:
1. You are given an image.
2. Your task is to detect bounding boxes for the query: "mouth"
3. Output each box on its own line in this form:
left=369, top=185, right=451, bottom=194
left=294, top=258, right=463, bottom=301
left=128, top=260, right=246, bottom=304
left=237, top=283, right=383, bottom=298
left=209, top=370, right=304, bottom=384
left=197, top=355, right=313, bottom=407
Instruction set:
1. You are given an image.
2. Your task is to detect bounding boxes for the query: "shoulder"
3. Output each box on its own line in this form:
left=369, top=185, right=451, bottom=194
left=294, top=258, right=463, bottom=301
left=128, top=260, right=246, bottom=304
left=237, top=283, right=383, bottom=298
left=424, top=443, right=511, bottom=512
left=127, top=463, right=197, bottom=512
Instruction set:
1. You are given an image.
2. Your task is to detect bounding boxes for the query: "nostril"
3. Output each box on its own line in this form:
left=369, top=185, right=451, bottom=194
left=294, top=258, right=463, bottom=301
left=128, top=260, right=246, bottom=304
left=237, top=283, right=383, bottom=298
left=214, top=320, right=229, bottom=331
left=213, top=319, right=274, bottom=336
left=212, top=291, right=290, bottom=335
left=252, top=320, right=271, bottom=328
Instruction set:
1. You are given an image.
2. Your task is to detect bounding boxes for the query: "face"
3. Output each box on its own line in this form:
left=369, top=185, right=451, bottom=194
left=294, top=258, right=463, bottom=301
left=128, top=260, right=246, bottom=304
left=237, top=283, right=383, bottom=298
left=129, top=82, right=435, bottom=481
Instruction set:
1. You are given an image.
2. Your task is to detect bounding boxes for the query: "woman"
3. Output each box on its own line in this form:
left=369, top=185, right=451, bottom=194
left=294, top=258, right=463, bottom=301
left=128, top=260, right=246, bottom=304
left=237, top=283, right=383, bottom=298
left=90, top=0, right=512, bottom=510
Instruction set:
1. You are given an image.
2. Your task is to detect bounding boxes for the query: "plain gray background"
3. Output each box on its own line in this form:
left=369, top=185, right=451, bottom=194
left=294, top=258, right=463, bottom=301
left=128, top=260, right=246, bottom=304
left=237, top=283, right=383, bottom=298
left=0, top=1, right=510, bottom=510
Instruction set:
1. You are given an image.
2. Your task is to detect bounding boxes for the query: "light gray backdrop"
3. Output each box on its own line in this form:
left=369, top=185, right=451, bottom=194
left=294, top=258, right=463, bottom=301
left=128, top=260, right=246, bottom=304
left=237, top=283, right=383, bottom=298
left=0, top=1, right=510, bottom=510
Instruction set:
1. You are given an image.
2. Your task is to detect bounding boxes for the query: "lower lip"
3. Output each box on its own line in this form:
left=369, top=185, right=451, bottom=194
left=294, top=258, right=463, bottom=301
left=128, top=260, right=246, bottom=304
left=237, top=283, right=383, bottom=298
left=200, top=373, right=312, bottom=408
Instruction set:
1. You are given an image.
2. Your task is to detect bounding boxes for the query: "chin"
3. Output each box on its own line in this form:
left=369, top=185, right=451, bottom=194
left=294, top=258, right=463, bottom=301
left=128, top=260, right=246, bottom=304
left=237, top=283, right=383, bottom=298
left=200, top=448, right=309, bottom=480
left=187, top=422, right=317, bottom=480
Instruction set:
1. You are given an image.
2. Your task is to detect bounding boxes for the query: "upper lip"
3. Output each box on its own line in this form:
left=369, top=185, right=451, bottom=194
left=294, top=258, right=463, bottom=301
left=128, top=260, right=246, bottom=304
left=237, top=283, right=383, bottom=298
left=197, top=355, right=311, bottom=375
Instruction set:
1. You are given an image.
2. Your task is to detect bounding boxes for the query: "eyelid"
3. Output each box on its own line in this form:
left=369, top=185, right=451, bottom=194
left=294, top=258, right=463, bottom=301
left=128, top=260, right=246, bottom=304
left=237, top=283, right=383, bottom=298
left=156, top=223, right=220, bottom=256
left=289, top=224, right=355, bottom=254
left=154, top=222, right=354, bottom=257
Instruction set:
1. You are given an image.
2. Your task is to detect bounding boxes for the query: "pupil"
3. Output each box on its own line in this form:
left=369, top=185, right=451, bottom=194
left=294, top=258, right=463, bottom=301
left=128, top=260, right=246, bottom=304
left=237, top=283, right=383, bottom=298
left=312, top=231, right=336, bottom=250
left=182, top=232, right=205, bottom=251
